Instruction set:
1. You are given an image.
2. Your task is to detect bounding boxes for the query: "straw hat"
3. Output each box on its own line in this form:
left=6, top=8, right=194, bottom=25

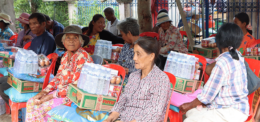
left=0, top=13, right=12, bottom=24
left=55, top=25, right=90, bottom=49
left=156, top=12, right=172, bottom=26
left=16, top=13, right=30, bottom=24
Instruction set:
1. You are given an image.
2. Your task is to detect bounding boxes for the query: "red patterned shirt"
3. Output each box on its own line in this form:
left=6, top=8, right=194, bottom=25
left=158, top=25, right=188, bottom=54
left=43, top=47, right=93, bottom=98
left=111, top=65, right=171, bottom=122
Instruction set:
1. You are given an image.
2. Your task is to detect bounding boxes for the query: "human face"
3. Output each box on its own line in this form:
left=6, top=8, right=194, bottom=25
left=29, top=18, right=46, bottom=36
left=133, top=44, right=155, bottom=70
left=160, top=21, right=171, bottom=31
left=0, top=21, right=6, bottom=29
left=104, top=13, right=112, bottom=21
left=120, top=31, right=132, bottom=44
left=63, top=34, right=82, bottom=52
left=46, top=21, right=52, bottom=30
left=92, top=17, right=105, bottom=33
left=233, top=17, right=246, bottom=29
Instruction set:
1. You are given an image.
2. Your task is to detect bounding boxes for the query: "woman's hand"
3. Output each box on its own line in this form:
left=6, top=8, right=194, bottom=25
left=130, top=120, right=137, bottom=122
left=35, top=93, right=54, bottom=105
left=104, top=112, right=120, bottom=122
left=22, top=35, right=32, bottom=41
left=33, top=91, right=48, bottom=101
left=123, top=67, right=129, bottom=75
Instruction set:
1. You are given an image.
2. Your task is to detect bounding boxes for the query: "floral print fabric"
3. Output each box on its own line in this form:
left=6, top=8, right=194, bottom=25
left=158, top=25, right=188, bottom=54
left=43, top=47, right=93, bottom=98
left=0, top=27, right=14, bottom=40
left=83, top=33, right=100, bottom=55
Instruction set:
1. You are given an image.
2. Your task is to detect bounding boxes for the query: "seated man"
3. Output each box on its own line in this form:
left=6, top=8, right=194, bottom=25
left=104, top=7, right=120, bottom=36
left=29, top=13, right=56, bottom=56
left=44, top=14, right=64, bottom=38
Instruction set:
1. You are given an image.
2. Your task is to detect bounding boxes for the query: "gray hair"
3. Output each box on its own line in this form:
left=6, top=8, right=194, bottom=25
left=62, top=34, right=84, bottom=46
left=103, top=7, right=114, bottom=15
left=117, top=18, right=139, bottom=36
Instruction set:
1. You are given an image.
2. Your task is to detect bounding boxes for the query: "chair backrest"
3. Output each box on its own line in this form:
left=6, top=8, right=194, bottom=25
left=209, top=34, right=217, bottom=37
left=112, top=44, right=124, bottom=47
left=245, top=58, right=260, bottom=77
left=250, top=39, right=260, bottom=48
left=91, top=55, right=103, bottom=65
left=103, top=64, right=126, bottom=102
left=139, top=32, right=159, bottom=41
left=188, top=54, right=207, bottom=85
left=43, top=53, right=58, bottom=89
left=179, top=31, right=190, bottom=49
left=163, top=71, right=176, bottom=122
left=9, top=34, right=18, bottom=44
left=23, top=41, right=31, bottom=50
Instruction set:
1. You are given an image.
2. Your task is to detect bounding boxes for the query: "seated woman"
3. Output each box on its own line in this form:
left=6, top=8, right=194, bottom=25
left=82, top=14, right=124, bottom=55
left=104, top=36, right=171, bottom=122
left=233, top=12, right=255, bottom=55
left=157, top=12, right=188, bottom=54
left=0, top=13, right=14, bottom=40
left=26, top=25, right=93, bottom=121
left=117, top=18, right=139, bottom=89
left=180, top=23, right=249, bottom=122
left=15, top=13, right=36, bottom=48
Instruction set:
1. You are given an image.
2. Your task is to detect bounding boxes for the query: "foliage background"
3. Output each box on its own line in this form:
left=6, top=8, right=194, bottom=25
left=14, top=0, right=69, bottom=27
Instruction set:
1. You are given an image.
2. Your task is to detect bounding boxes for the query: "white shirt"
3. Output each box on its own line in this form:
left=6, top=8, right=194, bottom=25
left=106, top=19, right=120, bottom=36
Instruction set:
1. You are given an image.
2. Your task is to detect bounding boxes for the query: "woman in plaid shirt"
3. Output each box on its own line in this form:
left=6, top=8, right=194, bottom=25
left=180, top=23, right=249, bottom=122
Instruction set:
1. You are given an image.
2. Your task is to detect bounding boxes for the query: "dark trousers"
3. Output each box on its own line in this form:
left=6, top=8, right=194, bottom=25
left=0, top=76, right=11, bottom=105
left=156, top=55, right=167, bottom=71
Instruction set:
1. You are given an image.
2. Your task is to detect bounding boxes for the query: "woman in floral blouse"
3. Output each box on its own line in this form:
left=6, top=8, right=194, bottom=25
left=26, top=25, right=93, bottom=122
left=117, top=18, right=139, bottom=89
left=105, top=36, right=171, bottom=122
left=157, top=12, right=188, bottom=54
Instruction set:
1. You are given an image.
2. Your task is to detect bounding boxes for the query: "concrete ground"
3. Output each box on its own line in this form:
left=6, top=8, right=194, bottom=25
left=0, top=114, right=11, bottom=122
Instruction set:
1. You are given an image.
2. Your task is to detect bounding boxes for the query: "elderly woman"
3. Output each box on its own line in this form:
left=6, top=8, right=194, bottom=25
left=82, top=14, right=124, bottom=55
left=15, top=13, right=36, bottom=48
left=0, top=13, right=14, bottom=40
left=117, top=18, right=139, bottom=89
left=104, top=36, right=171, bottom=122
left=26, top=25, right=93, bottom=121
left=180, top=23, right=249, bottom=122
left=157, top=12, right=188, bottom=54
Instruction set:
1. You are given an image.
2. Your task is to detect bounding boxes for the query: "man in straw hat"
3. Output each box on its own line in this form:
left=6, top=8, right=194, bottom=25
left=28, top=13, right=56, bottom=56
left=0, top=13, right=14, bottom=40
left=25, top=25, right=93, bottom=121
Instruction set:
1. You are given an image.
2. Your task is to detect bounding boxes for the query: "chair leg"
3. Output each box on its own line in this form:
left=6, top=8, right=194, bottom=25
left=10, top=101, right=19, bottom=122
left=5, top=103, right=10, bottom=114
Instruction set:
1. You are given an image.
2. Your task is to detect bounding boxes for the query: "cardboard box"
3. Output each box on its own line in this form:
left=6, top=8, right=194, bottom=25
left=67, top=84, right=117, bottom=111
left=244, top=56, right=260, bottom=60
left=193, top=44, right=218, bottom=58
left=174, top=77, right=204, bottom=93
left=0, top=52, right=10, bottom=58
left=3, top=58, right=14, bottom=67
left=7, top=73, right=43, bottom=93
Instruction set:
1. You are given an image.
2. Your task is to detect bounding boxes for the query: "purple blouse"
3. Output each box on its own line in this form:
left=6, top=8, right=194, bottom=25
left=15, top=29, right=36, bottom=48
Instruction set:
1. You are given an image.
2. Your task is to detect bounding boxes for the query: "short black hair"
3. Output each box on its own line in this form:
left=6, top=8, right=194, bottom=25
left=29, top=13, right=46, bottom=24
left=134, top=36, right=160, bottom=63
left=216, top=23, right=244, bottom=60
left=44, top=14, right=51, bottom=21
left=235, top=12, right=249, bottom=26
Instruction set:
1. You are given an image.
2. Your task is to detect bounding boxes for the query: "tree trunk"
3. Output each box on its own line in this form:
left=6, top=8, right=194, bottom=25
left=0, top=0, right=16, bottom=33
left=138, top=0, right=152, bottom=33
left=30, top=0, right=38, bottom=13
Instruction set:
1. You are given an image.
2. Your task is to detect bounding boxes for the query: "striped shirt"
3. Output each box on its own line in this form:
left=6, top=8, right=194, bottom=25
left=197, top=51, right=249, bottom=115
left=111, top=65, right=171, bottom=122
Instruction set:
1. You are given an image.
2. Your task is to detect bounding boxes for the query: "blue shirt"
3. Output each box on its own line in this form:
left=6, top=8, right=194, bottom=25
left=0, top=27, right=14, bottom=40
left=29, top=31, right=56, bottom=56
left=197, top=51, right=249, bottom=115
left=51, top=20, right=64, bottom=38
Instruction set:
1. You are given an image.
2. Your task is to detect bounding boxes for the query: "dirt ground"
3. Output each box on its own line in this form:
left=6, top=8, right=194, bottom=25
left=0, top=114, right=11, bottom=122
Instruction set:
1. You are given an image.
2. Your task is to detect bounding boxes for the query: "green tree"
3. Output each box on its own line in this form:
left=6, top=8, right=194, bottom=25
left=14, top=0, right=69, bottom=27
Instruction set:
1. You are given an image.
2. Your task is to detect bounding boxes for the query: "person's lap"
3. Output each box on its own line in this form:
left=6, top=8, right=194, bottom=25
left=185, top=107, right=248, bottom=122
left=0, top=76, right=11, bottom=104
